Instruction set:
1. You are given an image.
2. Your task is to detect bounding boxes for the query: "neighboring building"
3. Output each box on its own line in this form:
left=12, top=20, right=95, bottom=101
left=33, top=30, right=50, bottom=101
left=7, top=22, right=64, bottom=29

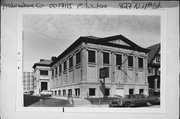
left=23, top=72, right=34, bottom=92
left=33, top=34, right=150, bottom=98
left=32, top=59, right=52, bottom=95
left=147, top=43, right=160, bottom=95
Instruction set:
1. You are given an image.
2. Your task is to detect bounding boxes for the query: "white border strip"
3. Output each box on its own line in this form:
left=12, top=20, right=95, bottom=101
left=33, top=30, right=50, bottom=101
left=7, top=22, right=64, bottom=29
left=16, top=8, right=167, bottom=113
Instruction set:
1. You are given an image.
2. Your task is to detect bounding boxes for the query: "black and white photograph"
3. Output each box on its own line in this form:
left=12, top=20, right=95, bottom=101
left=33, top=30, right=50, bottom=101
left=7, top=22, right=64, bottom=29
left=1, top=0, right=179, bottom=118
left=22, top=13, right=161, bottom=108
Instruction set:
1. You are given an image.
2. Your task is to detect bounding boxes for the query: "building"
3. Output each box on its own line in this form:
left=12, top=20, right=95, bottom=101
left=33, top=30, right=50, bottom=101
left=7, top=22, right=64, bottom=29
left=23, top=72, right=34, bottom=92
left=33, top=34, right=150, bottom=98
left=33, top=59, right=52, bottom=95
left=147, top=43, right=160, bottom=95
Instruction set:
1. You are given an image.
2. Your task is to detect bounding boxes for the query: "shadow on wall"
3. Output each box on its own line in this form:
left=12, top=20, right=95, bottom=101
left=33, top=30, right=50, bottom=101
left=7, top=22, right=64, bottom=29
left=24, top=95, right=40, bottom=106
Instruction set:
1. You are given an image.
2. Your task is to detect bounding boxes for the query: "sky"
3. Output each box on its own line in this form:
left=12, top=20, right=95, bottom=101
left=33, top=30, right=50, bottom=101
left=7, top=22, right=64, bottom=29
left=23, top=14, right=160, bottom=72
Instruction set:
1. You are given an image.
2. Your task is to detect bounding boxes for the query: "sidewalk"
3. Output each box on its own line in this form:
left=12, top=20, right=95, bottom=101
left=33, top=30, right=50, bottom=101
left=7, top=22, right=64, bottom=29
left=50, top=96, right=109, bottom=108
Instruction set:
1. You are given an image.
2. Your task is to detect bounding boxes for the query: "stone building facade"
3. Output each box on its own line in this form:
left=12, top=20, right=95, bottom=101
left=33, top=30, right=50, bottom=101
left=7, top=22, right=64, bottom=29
left=33, top=35, right=150, bottom=98
left=33, top=59, right=52, bottom=95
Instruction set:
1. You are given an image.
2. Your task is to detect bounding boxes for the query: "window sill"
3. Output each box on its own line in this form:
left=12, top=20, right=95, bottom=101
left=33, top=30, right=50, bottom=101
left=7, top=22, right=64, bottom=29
left=40, top=75, right=49, bottom=76
left=63, top=71, right=67, bottom=74
left=75, top=63, right=81, bottom=69
left=116, top=65, right=122, bottom=69
left=103, top=63, right=110, bottom=66
left=68, top=68, right=73, bottom=72
left=128, top=66, right=134, bottom=71
left=88, top=62, right=96, bottom=67
left=138, top=68, right=144, bottom=72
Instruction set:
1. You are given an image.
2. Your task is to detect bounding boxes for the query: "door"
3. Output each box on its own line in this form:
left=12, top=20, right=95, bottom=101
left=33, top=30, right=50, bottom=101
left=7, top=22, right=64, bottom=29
left=41, top=82, right=47, bottom=91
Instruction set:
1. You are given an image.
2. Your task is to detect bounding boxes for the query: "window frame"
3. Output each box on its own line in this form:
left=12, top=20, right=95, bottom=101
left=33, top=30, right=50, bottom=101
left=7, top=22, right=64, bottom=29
left=116, top=53, right=122, bottom=66
left=63, top=60, right=67, bottom=73
left=129, top=88, right=134, bottom=95
left=69, top=56, right=73, bottom=69
left=40, top=70, right=48, bottom=76
left=76, top=51, right=81, bottom=65
left=59, top=64, right=62, bottom=75
left=52, top=69, right=54, bottom=77
left=75, top=88, right=80, bottom=97
left=128, top=55, right=134, bottom=67
left=105, top=88, right=110, bottom=96
left=89, top=88, right=96, bottom=96
left=55, top=67, right=58, bottom=77
left=138, top=57, right=144, bottom=68
left=103, top=51, right=110, bottom=64
left=88, top=50, right=96, bottom=63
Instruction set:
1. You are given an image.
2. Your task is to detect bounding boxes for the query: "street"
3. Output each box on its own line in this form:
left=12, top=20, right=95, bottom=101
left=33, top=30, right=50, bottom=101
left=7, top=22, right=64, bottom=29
left=24, top=95, right=160, bottom=108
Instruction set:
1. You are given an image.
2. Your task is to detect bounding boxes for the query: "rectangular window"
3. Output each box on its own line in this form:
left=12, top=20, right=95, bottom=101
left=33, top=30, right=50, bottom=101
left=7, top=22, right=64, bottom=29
left=139, top=89, right=144, bottom=94
left=63, top=61, right=67, bottom=72
left=116, top=54, right=122, bottom=66
left=128, top=56, right=133, bottom=67
left=55, top=67, right=58, bottom=77
left=129, top=89, right=134, bottom=94
left=58, top=90, right=61, bottom=95
left=88, top=50, right=96, bottom=63
left=59, top=64, right=62, bottom=75
left=68, top=89, right=72, bottom=95
left=63, top=90, right=66, bottom=96
left=103, top=52, right=109, bottom=64
left=40, top=70, right=48, bottom=75
left=69, top=57, right=73, bottom=68
left=105, top=88, right=110, bottom=96
left=76, top=51, right=81, bottom=64
left=75, top=88, right=80, bottom=96
left=138, top=57, right=143, bottom=68
left=89, top=88, right=96, bottom=96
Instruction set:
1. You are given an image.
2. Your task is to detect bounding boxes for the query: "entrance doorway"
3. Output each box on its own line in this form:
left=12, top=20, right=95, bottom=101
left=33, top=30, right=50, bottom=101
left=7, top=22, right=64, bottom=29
left=41, top=82, right=47, bottom=91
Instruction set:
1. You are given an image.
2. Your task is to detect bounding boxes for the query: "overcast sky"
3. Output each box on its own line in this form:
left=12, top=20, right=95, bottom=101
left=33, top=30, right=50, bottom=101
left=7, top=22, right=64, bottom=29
left=23, top=14, right=160, bottom=72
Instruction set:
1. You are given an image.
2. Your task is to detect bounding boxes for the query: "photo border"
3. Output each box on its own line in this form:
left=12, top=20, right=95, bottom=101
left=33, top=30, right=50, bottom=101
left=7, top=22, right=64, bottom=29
left=16, top=8, right=167, bottom=113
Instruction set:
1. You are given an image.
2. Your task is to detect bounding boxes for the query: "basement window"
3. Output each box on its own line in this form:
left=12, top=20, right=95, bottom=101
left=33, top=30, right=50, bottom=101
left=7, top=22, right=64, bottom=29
left=89, top=88, right=96, bottom=96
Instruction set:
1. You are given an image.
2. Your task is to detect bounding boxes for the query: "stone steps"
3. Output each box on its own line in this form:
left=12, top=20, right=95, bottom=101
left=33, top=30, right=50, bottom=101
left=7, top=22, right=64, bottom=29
left=68, top=97, right=92, bottom=106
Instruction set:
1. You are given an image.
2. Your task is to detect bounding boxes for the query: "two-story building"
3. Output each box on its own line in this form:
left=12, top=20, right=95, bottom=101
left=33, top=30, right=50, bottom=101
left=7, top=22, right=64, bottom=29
left=32, top=59, right=52, bottom=95
left=33, top=34, right=149, bottom=98
left=147, top=43, right=160, bottom=95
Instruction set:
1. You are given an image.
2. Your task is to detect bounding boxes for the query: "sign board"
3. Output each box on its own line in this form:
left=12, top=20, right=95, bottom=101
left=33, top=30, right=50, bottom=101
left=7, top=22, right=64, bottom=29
left=99, top=67, right=109, bottom=78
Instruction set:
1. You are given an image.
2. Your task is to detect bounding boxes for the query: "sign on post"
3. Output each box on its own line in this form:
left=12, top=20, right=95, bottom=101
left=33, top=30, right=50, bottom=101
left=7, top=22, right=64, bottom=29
left=100, top=67, right=109, bottom=79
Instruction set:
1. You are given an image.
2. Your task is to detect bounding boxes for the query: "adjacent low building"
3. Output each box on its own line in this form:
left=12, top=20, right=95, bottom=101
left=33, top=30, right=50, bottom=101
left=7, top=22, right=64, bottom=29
left=33, top=59, right=52, bottom=95
left=33, top=34, right=150, bottom=98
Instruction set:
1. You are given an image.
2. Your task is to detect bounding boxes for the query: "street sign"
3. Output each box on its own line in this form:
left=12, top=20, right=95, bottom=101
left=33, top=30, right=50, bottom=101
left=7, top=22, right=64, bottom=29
left=99, top=67, right=109, bottom=78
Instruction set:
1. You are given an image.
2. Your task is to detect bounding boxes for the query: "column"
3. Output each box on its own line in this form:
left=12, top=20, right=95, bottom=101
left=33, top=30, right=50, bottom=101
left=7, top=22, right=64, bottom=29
left=111, top=51, right=116, bottom=83
left=81, top=46, right=87, bottom=81
left=123, top=54, right=128, bottom=83
left=134, top=54, right=138, bottom=83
